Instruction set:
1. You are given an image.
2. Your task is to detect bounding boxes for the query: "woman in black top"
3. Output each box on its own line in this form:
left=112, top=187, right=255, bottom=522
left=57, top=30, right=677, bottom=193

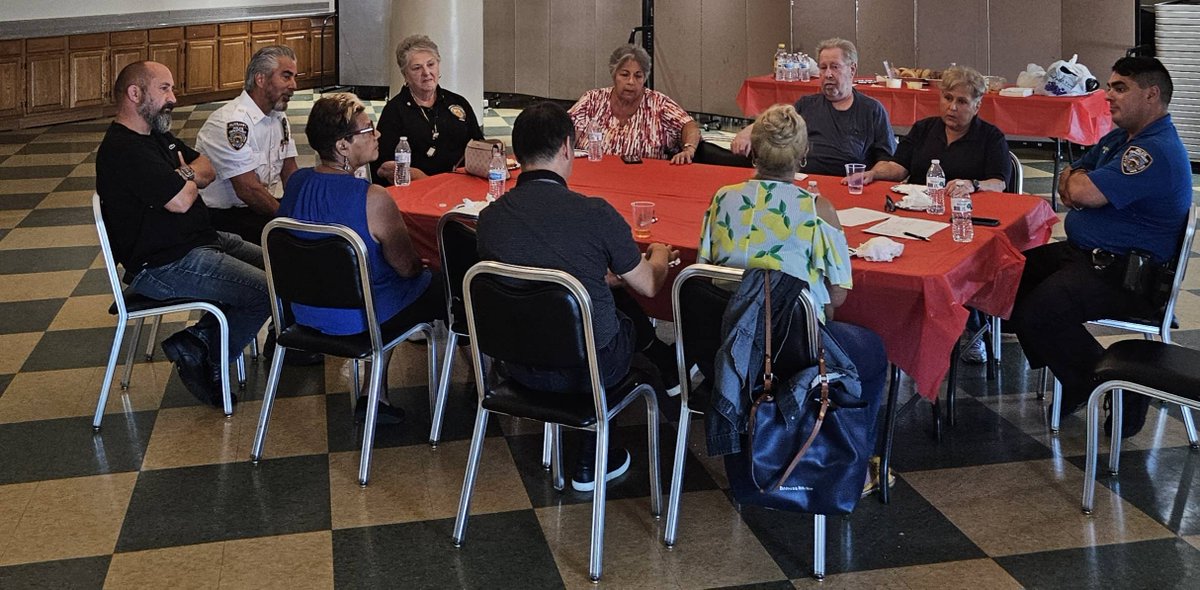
left=371, top=34, right=484, bottom=185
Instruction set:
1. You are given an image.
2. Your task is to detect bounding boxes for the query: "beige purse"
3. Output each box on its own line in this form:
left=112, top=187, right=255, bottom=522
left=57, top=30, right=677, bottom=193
left=459, top=139, right=510, bottom=179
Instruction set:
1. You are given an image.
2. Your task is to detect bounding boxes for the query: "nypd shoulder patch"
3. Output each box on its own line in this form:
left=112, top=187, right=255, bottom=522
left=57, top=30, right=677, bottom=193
left=1121, top=145, right=1152, bottom=175
left=226, top=121, right=249, bottom=150
left=449, top=104, right=467, bottom=121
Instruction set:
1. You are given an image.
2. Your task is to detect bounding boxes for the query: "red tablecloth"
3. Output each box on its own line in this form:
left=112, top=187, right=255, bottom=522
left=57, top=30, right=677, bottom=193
left=389, top=158, right=1058, bottom=399
left=736, top=75, right=1113, bottom=145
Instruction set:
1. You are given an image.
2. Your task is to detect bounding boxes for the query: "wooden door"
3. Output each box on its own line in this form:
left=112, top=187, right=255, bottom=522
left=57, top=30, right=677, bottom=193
left=0, top=56, right=23, bottom=118
left=68, top=49, right=107, bottom=108
left=185, top=39, right=217, bottom=94
left=218, top=36, right=250, bottom=91
left=26, top=48, right=68, bottom=114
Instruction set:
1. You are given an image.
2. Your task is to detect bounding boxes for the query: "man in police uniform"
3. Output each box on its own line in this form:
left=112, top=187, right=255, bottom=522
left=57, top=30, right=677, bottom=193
left=1012, top=56, right=1191, bottom=437
left=195, top=45, right=298, bottom=244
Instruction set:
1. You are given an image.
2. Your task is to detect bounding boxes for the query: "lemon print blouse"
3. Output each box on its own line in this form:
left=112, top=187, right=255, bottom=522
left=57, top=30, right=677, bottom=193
left=698, top=179, right=853, bottom=320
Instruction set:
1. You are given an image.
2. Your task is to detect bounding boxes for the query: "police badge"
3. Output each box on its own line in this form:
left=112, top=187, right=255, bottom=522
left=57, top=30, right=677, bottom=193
left=1121, top=146, right=1152, bottom=175
left=227, top=121, right=249, bottom=150
left=449, top=104, right=467, bottom=121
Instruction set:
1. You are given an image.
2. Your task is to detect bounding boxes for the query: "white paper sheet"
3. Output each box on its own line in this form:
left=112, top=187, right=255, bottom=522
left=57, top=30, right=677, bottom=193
left=863, top=216, right=949, bottom=239
left=837, top=207, right=892, bottom=227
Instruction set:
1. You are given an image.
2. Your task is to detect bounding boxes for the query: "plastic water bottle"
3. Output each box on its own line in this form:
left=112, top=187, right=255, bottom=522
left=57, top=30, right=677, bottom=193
left=951, top=180, right=974, bottom=242
left=926, top=159, right=946, bottom=215
left=586, top=119, right=603, bottom=162
left=807, top=180, right=820, bottom=199
left=486, top=148, right=505, bottom=200
left=774, top=43, right=787, bottom=81
left=798, top=54, right=812, bottom=82
left=787, top=53, right=799, bottom=82
left=393, top=136, right=411, bottom=186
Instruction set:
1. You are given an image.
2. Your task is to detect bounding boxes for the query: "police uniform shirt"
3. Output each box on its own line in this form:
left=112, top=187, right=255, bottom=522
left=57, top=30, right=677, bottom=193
left=1065, top=113, right=1191, bottom=264
left=371, top=85, right=483, bottom=184
left=195, top=90, right=297, bottom=209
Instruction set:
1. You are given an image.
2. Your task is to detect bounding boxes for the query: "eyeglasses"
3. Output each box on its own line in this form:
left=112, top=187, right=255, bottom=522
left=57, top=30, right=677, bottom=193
left=344, top=123, right=376, bottom=139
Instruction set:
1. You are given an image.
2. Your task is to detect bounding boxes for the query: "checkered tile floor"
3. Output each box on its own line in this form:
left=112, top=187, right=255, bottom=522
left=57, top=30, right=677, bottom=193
left=2, top=90, right=1200, bottom=588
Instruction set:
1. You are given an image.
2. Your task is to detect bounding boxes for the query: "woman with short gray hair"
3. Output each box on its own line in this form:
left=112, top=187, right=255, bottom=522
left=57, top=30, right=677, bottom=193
left=568, top=44, right=701, bottom=164
left=371, top=34, right=484, bottom=185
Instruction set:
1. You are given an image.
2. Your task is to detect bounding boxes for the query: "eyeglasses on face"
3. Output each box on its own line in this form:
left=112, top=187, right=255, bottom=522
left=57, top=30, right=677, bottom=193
left=344, top=123, right=376, bottom=139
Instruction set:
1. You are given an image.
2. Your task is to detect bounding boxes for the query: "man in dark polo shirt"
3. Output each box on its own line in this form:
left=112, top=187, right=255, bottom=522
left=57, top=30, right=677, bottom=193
left=96, top=61, right=271, bottom=407
left=476, top=101, right=679, bottom=492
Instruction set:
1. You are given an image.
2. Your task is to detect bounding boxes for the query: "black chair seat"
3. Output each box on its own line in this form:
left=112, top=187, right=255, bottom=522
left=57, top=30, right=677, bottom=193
left=274, top=316, right=424, bottom=359
left=1099, top=313, right=1179, bottom=329
left=1093, top=340, right=1200, bottom=401
left=111, top=292, right=224, bottom=315
left=483, top=365, right=655, bottom=428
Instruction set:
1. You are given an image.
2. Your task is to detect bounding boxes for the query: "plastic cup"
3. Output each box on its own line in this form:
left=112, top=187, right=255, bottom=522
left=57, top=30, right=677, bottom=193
left=631, top=201, right=656, bottom=239
left=845, top=163, right=866, bottom=195
left=886, top=78, right=902, bottom=89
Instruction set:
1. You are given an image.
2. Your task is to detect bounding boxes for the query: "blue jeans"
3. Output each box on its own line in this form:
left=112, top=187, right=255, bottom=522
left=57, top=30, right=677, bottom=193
left=129, top=232, right=270, bottom=365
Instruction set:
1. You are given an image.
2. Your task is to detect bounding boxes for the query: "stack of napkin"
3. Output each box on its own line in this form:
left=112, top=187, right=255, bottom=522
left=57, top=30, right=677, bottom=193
left=891, top=184, right=933, bottom=210
left=855, top=237, right=905, bottom=262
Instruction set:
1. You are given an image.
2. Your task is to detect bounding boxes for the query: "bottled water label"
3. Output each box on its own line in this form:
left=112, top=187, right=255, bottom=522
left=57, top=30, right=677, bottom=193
left=951, top=199, right=971, bottom=214
left=488, top=170, right=504, bottom=181
left=395, top=152, right=411, bottom=164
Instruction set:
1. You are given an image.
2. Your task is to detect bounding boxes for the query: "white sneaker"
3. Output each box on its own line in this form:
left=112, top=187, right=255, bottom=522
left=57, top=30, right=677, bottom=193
left=960, top=337, right=987, bottom=364
left=571, top=448, right=631, bottom=492
left=666, top=364, right=703, bottom=397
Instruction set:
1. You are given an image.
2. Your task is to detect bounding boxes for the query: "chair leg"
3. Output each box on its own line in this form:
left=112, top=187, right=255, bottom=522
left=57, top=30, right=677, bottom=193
left=931, top=398, right=942, bottom=442
left=94, top=321, right=129, bottom=430
left=214, top=313, right=233, bottom=417
left=550, top=424, right=565, bottom=491
left=984, top=326, right=997, bottom=381
left=121, top=318, right=145, bottom=389
left=588, top=425, right=612, bottom=582
left=249, top=335, right=259, bottom=360
left=879, top=364, right=901, bottom=504
left=1181, top=407, right=1199, bottom=449
left=1081, top=388, right=1105, bottom=514
left=1108, top=389, right=1124, bottom=475
left=990, top=315, right=1002, bottom=362
left=452, top=406, right=491, bottom=546
left=663, top=408, right=693, bottom=546
left=250, top=349, right=287, bottom=462
left=430, top=330, right=457, bottom=447
left=425, top=324, right=439, bottom=429
left=357, top=352, right=388, bottom=486
left=351, top=359, right=361, bottom=400
left=143, top=316, right=161, bottom=360
left=235, top=353, right=246, bottom=389
left=542, top=423, right=553, bottom=471
left=1038, top=367, right=1049, bottom=401
left=645, top=389, right=662, bottom=519
left=946, top=339, right=960, bottom=429
left=812, top=514, right=827, bottom=580
left=1050, top=378, right=1063, bottom=433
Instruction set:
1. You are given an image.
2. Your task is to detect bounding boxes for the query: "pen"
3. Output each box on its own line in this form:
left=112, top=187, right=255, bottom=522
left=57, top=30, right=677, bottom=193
left=904, top=231, right=930, bottom=242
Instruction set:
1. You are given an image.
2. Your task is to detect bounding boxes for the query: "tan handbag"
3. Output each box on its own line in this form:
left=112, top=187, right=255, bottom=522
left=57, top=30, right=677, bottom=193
left=459, top=139, right=509, bottom=179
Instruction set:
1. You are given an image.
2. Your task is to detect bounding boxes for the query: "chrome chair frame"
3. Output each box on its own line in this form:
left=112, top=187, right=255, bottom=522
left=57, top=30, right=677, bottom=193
left=251, top=218, right=437, bottom=486
left=452, top=261, right=661, bottom=582
left=92, top=193, right=238, bottom=428
left=1047, top=206, right=1198, bottom=445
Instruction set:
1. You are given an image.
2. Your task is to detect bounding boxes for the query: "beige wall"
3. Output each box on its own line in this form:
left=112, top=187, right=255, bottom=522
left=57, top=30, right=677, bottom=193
left=483, top=0, right=1135, bottom=117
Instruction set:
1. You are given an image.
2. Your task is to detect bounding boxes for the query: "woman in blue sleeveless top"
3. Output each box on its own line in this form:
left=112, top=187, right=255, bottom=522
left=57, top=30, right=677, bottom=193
left=279, top=93, right=445, bottom=424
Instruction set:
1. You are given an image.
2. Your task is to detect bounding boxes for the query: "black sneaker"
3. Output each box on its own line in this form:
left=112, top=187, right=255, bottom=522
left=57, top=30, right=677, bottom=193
left=571, top=448, right=631, bottom=492
left=353, top=396, right=406, bottom=426
left=1105, top=393, right=1152, bottom=439
left=162, top=330, right=222, bottom=407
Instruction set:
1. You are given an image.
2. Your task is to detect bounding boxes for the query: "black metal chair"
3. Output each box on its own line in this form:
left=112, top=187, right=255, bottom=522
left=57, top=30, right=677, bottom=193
left=452, top=261, right=661, bottom=582
left=91, top=193, right=241, bottom=427
left=1082, top=339, right=1200, bottom=514
left=251, top=218, right=438, bottom=486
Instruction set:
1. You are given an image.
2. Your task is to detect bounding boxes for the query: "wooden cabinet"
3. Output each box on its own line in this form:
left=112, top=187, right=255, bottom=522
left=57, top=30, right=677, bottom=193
left=310, top=17, right=336, bottom=82
left=251, top=20, right=281, bottom=55
left=68, top=34, right=108, bottom=109
left=280, top=18, right=311, bottom=80
left=148, top=27, right=185, bottom=87
left=217, top=23, right=250, bottom=91
left=109, top=30, right=148, bottom=103
left=184, top=25, right=218, bottom=94
left=0, top=41, right=23, bottom=119
left=25, top=37, right=68, bottom=115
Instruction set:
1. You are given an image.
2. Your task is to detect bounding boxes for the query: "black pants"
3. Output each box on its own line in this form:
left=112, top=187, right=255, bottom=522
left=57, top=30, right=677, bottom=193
left=209, top=207, right=272, bottom=246
left=1011, top=241, right=1147, bottom=408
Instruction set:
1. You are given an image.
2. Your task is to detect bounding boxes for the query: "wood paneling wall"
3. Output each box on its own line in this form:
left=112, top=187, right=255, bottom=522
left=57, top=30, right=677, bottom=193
left=482, top=0, right=1134, bottom=117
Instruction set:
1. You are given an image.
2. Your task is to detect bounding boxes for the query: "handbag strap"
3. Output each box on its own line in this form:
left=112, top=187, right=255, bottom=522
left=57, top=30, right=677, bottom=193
left=767, top=350, right=830, bottom=491
left=763, top=276, right=774, bottom=393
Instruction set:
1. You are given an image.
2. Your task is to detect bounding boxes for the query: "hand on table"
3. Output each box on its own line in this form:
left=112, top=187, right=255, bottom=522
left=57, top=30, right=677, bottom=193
left=840, top=169, right=876, bottom=186
left=946, top=180, right=976, bottom=200
left=670, top=147, right=695, bottom=165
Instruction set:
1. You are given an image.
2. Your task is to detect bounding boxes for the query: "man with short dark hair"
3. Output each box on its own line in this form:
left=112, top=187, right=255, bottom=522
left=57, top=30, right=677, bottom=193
left=476, top=101, right=679, bottom=492
left=1012, top=56, right=1191, bottom=437
left=731, top=37, right=894, bottom=175
left=195, top=45, right=298, bottom=244
left=97, top=61, right=271, bottom=408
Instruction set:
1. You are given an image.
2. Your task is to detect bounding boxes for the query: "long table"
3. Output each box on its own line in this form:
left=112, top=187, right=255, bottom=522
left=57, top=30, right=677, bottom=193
left=736, top=75, right=1113, bottom=145
left=389, top=158, right=1058, bottom=400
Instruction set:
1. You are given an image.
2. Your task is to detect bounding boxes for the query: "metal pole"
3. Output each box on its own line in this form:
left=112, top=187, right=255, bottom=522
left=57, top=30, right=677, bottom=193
left=644, top=0, right=655, bottom=90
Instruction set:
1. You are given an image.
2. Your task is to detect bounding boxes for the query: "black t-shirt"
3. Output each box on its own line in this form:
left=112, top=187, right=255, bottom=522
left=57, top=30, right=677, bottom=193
left=96, top=122, right=218, bottom=276
left=476, top=170, right=643, bottom=347
left=371, top=85, right=484, bottom=183
left=887, top=115, right=1011, bottom=187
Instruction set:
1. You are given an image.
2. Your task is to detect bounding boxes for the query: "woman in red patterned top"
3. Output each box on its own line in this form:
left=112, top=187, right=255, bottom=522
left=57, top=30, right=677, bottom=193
left=568, top=44, right=702, bottom=165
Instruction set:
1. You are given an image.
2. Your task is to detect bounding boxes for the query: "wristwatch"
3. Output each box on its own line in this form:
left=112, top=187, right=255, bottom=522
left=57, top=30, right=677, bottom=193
left=971, top=179, right=980, bottom=192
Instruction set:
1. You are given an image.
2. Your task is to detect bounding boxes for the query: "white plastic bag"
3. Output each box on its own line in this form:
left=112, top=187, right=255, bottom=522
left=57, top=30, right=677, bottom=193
left=1038, top=55, right=1098, bottom=96
left=1016, top=63, right=1045, bottom=89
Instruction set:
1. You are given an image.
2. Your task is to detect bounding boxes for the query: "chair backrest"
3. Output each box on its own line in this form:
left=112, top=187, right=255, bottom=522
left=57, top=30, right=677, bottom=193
left=436, top=211, right=480, bottom=335
left=464, top=261, right=595, bottom=372
left=262, top=217, right=381, bottom=342
left=92, top=192, right=131, bottom=317
left=1157, top=205, right=1198, bottom=337
left=1007, top=151, right=1024, bottom=194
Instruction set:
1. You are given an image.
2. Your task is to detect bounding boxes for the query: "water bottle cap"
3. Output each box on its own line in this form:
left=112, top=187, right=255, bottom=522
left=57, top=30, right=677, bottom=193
left=931, top=159, right=940, bottom=163
left=399, top=136, right=407, bottom=141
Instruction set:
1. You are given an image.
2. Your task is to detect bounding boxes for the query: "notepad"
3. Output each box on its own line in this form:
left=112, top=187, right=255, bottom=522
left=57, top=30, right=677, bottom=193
left=863, top=217, right=949, bottom=239
left=837, top=207, right=892, bottom=227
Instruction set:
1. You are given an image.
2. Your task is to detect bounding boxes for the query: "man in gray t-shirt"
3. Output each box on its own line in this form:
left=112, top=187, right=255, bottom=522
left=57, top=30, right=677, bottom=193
left=733, top=38, right=894, bottom=174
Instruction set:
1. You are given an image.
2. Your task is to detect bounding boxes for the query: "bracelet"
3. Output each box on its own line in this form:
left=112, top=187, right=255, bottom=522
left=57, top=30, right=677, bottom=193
left=176, top=166, right=195, bottom=181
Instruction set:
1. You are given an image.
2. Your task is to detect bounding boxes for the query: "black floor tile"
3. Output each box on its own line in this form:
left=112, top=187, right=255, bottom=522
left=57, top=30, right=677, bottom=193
left=115, top=453, right=331, bottom=552
left=0, top=246, right=97, bottom=274
left=0, top=164, right=76, bottom=180
left=56, top=177, right=96, bottom=192
left=0, top=193, right=46, bottom=210
left=1067, top=445, right=1200, bottom=536
left=0, top=298, right=66, bottom=335
left=888, top=396, right=1053, bottom=472
left=738, top=478, right=986, bottom=577
left=711, top=581, right=798, bottom=590
left=41, top=121, right=112, bottom=134
left=71, top=268, right=113, bottom=297
left=0, top=556, right=110, bottom=590
left=996, top=537, right=1200, bottom=590
left=324, top=381, right=501, bottom=453
left=955, top=342, right=1048, bottom=397
left=22, top=327, right=128, bottom=372
left=0, top=412, right=155, bottom=485
left=17, top=142, right=99, bottom=155
left=332, top=510, right=564, bottom=590
left=0, top=374, right=11, bottom=398
left=16, top=207, right=94, bottom=228
left=0, top=133, right=41, bottom=144
left=507, top=420, right=719, bottom=509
